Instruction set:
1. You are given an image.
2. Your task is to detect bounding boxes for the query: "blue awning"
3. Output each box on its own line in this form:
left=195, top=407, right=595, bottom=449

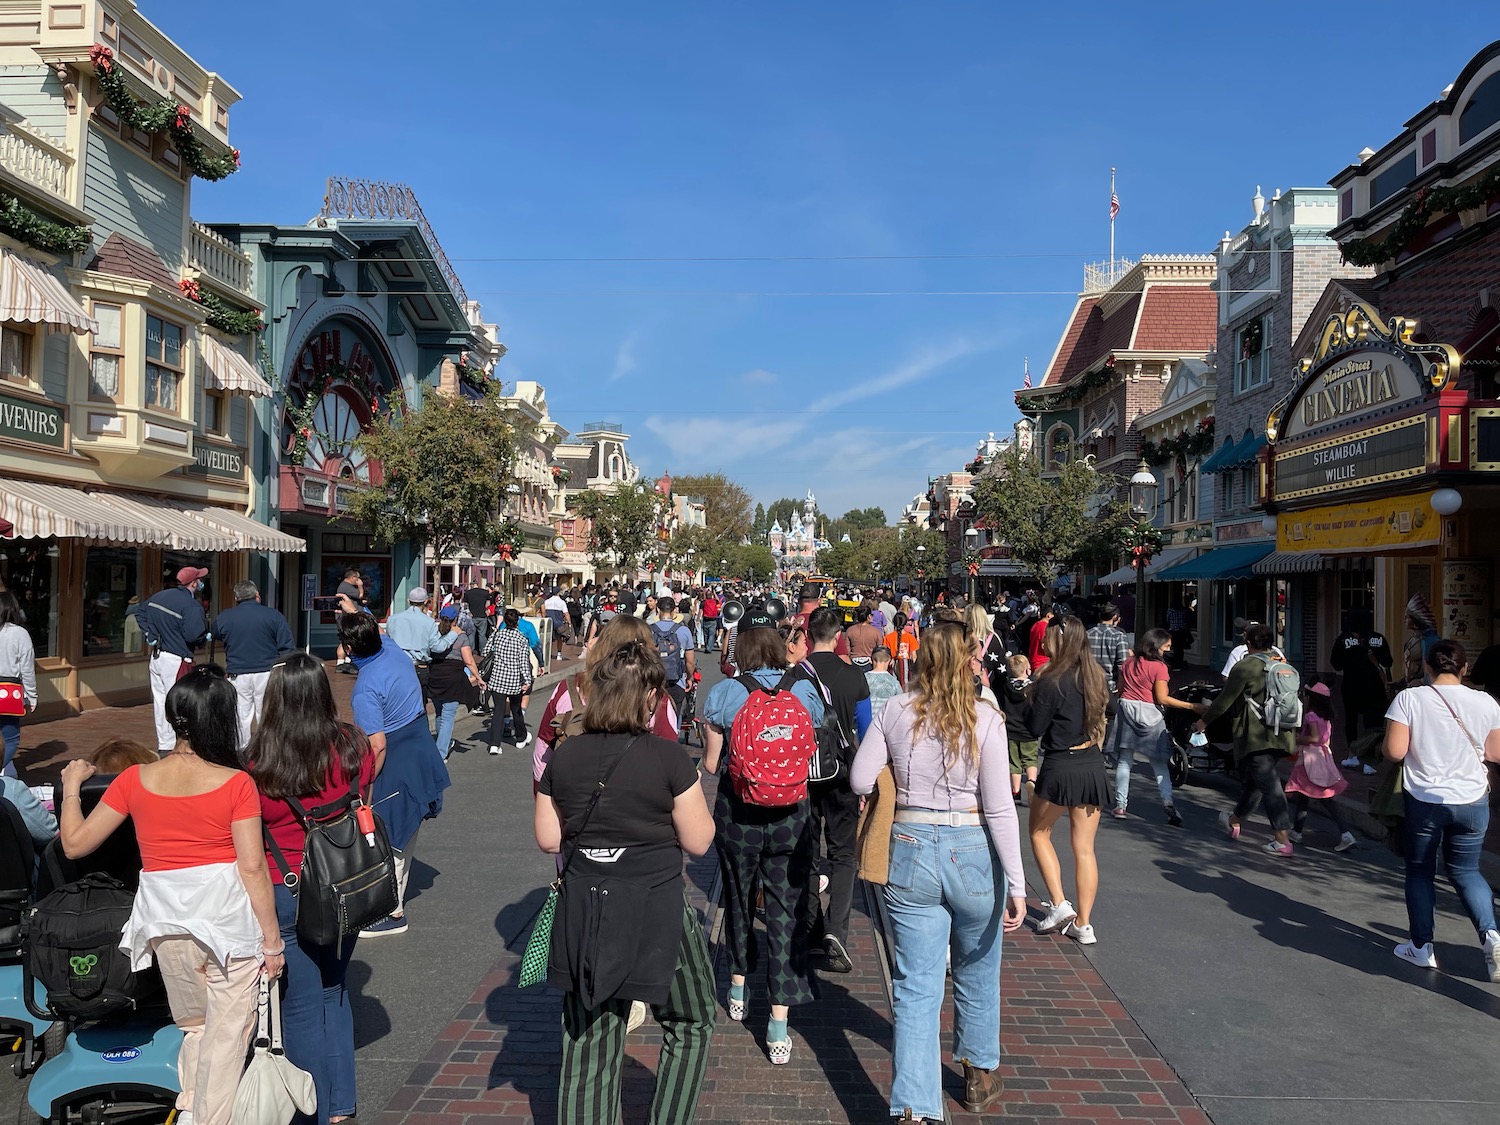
left=1232, top=430, right=1268, bottom=465
left=1200, top=438, right=1240, bottom=474
left=1156, top=542, right=1274, bottom=582
left=1203, top=430, right=1268, bottom=474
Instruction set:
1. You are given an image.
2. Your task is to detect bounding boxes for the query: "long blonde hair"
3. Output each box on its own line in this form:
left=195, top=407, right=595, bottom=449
left=963, top=605, right=992, bottom=647
left=910, top=622, right=979, bottom=767
left=1036, top=616, right=1109, bottom=746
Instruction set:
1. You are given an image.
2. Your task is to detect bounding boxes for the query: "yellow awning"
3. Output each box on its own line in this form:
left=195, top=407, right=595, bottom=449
left=0, top=252, right=97, bottom=335
left=201, top=333, right=273, bottom=398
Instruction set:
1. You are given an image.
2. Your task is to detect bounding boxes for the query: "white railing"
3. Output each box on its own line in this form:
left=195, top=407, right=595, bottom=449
left=188, top=221, right=254, bottom=297
left=1083, top=257, right=1135, bottom=293
left=0, top=120, right=73, bottom=204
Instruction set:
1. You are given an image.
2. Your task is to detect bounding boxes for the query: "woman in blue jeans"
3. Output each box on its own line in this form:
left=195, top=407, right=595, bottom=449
left=852, top=622, right=1026, bottom=1123
left=1384, top=638, right=1500, bottom=980
left=428, top=606, right=483, bottom=760
left=248, top=654, right=382, bottom=1125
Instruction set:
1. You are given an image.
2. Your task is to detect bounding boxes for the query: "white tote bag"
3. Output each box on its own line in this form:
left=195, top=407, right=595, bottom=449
left=232, top=977, right=317, bottom=1125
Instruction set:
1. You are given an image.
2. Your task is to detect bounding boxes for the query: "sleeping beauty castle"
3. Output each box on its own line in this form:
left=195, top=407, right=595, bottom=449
left=767, top=491, right=832, bottom=579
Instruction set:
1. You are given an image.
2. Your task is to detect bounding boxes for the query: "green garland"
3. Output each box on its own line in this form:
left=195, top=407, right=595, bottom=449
left=1141, top=417, right=1215, bottom=466
left=0, top=192, right=91, bottom=255
left=89, top=44, right=239, bottom=182
left=1116, top=518, right=1164, bottom=568
left=495, top=520, right=526, bottom=555
left=1340, top=165, right=1500, bottom=267
left=177, top=279, right=263, bottom=335
left=1017, top=363, right=1116, bottom=412
left=287, top=362, right=397, bottom=465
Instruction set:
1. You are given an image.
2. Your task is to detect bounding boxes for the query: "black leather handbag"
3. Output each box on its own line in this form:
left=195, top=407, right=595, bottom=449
left=266, top=780, right=398, bottom=946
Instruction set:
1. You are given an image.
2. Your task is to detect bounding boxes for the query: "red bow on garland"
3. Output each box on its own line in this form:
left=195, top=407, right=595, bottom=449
left=88, top=44, right=114, bottom=73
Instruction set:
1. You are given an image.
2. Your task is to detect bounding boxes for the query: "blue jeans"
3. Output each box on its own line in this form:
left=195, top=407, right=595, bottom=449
left=883, top=823, right=1003, bottom=1121
left=275, top=884, right=358, bottom=1124
left=1113, top=756, right=1172, bottom=810
left=0, top=716, right=18, bottom=777
left=1403, top=794, right=1497, bottom=947
left=433, top=700, right=460, bottom=760
left=703, top=618, right=719, bottom=655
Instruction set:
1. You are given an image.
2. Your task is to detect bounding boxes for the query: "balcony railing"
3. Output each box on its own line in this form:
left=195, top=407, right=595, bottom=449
left=1083, top=257, right=1135, bottom=293
left=188, top=221, right=254, bottom=299
left=0, top=119, right=73, bottom=206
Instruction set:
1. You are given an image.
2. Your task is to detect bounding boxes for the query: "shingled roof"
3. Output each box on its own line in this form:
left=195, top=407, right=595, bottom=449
left=87, top=232, right=176, bottom=291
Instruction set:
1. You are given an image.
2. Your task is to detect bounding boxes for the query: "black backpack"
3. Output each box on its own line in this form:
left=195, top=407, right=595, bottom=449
left=792, top=661, right=852, bottom=784
left=26, top=873, right=148, bottom=1020
left=266, top=779, right=398, bottom=946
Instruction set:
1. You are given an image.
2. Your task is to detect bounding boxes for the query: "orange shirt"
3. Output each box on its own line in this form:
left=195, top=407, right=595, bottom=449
left=883, top=629, right=920, bottom=663
left=101, top=765, right=260, bottom=872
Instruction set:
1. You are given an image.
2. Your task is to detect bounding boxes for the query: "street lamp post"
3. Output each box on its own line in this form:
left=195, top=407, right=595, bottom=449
left=1129, top=460, right=1160, bottom=644
left=964, top=526, right=979, bottom=605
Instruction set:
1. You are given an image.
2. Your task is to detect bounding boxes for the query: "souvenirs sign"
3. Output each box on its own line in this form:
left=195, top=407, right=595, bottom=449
left=0, top=392, right=64, bottom=449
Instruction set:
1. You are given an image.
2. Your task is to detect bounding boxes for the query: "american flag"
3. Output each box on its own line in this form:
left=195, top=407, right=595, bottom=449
left=1110, top=190, right=1120, bottom=220
left=1022, top=358, right=1031, bottom=388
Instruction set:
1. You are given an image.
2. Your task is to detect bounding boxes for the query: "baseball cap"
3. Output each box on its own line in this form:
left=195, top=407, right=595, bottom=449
left=739, top=607, right=778, bottom=633
left=798, top=584, right=821, bottom=604
left=1308, top=681, right=1331, bottom=697
left=438, top=605, right=459, bottom=620
left=177, top=566, right=209, bottom=585
left=408, top=587, right=429, bottom=604
left=657, top=596, right=676, bottom=612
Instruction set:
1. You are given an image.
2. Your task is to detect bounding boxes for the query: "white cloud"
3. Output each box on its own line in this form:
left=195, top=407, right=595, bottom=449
left=607, top=331, right=639, bottom=383
left=741, top=368, right=778, bottom=387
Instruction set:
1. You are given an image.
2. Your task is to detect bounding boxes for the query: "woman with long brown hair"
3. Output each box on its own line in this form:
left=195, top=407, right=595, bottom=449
left=1024, top=616, right=1110, bottom=945
left=852, top=621, right=1025, bottom=1121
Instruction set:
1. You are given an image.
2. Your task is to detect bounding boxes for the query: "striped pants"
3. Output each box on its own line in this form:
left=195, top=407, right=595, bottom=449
left=558, top=894, right=716, bottom=1125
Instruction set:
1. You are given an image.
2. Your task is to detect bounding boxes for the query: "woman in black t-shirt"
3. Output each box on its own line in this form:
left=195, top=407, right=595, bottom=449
left=535, top=625, right=716, bottom=1125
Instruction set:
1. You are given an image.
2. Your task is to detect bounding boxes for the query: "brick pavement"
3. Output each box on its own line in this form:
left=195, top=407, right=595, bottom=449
left=370, top=780, right=1215, bottom=1125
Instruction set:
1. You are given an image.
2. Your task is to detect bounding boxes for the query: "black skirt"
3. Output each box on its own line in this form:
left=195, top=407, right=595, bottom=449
left=1034, top=746, right=1111, bottom=809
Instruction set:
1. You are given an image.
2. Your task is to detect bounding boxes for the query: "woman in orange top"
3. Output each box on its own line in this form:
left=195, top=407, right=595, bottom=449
left=60, top=665, right=282, bottom=1125
left=883, top=612, right=921, bottom=689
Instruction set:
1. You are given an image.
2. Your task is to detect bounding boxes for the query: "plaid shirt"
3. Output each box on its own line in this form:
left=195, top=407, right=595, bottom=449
left=1087, top=623, right=1129, bottom=693
left=483, top=626, right=534, bottom=695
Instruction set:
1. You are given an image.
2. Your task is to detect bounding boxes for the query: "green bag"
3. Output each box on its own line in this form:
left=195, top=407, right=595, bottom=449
left=518, top=888, right=558, bottom=988
left=1369, top=762, right=1405, bottom=856
left=516, top=735, right=641, bottom=989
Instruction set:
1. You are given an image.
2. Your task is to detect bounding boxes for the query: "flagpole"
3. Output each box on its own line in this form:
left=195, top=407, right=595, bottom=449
left=1110, top=167, right=1116, bottom=268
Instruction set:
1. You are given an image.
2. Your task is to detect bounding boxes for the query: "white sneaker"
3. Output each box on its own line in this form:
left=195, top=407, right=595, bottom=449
left=626, top=999, right=648, bottom=1033
left=516, top=734, right=531, bottom=749
left=488, top=745, right=503, bottom=756
left=1394, top=940, right=1437, bottom=969
left=1062, top=920, right=1096, bottom=945
left=1340, top=756, right=1360, bottom=769
left=817, top=874, right=830, bottom=894
left=1035, top=899, right=1076, bottom=934
left=1335, top=832, right=1357, bottom=853
left=1483, top=931, right=1500, bottom=983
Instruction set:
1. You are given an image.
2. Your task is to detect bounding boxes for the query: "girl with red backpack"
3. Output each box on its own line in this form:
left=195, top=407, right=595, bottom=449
left=700, top=605, right=824, bottom=1066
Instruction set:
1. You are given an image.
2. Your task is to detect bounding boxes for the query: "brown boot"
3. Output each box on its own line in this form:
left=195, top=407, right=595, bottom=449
left=962, top=1059, right=1005, bottom=1113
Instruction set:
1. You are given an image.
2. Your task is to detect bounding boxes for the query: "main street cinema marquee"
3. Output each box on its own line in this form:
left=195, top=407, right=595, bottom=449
left=1265, top=301, right=1460, bottom=506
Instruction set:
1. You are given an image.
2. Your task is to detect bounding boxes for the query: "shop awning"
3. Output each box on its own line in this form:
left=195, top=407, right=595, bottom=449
left=1157, top=542, right=1274, bottom=582
left=1097, top=545, right=1199, bottom=586
left=1253, top=550, right=1326, bottom=576
left=88, top=492, right=238, bottom=552
left=0, top=479, right=168, bottom=543
left=1200, top=439, right=1241, bottom=474
left=106, top=492, right=305, bottom=553
left=200, top=334, right=273, bottom=398
left=0, top=252, right=98, bottom=335
left=512, top=551, right=560, bottom=574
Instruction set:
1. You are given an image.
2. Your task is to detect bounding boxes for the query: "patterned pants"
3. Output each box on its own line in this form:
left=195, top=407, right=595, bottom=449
left=715, top=800, right=816, bottom=1007
left=558, top=894, right=716, bottom=1125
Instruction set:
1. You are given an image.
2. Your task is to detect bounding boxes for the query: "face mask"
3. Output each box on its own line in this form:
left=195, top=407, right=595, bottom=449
left=1189, top=731, right=1209, bottom=748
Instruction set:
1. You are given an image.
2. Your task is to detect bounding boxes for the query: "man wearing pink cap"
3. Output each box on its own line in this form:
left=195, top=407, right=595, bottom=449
left=139, top=565, right=210, bottom=752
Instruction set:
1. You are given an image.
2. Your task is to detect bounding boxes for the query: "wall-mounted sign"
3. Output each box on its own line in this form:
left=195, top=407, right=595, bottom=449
left=1272, top=415, right=1427, bottom=501
left=1215, top=520, right=1269, bottom=544
left=185, top=441, right=245, bottom=480
left=1442, top=559, right=1491, bottom=652
left=0, top=392, right=64, bottom=449
left=1277, top=490, right=1438, bottom=553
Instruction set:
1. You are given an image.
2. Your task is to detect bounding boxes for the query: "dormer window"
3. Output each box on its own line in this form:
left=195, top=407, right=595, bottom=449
left=1460, top=71, right=1500, bottom=146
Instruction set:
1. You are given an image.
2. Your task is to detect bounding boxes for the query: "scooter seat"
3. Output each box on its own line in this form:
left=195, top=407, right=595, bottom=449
left=28, top=1020, right=182, bottom=1121
left=0, top=962, right=51, bottom=1040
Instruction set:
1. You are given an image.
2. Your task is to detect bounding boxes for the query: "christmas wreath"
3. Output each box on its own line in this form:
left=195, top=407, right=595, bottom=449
left=89, top=44, right=239, bottom=181
left=1116, top=519, right=1164, bottom=570
left=286, top=362, right=397, bottom=465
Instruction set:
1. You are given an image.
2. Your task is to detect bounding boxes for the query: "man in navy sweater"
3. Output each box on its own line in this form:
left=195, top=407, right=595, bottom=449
left=140, top=566, right=210, bottom=752
left=213, top=580, right=296, bottom=750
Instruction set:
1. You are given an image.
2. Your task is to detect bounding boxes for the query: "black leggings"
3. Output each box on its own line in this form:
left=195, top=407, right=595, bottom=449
left=1290, top=793, right=1350, bottom=835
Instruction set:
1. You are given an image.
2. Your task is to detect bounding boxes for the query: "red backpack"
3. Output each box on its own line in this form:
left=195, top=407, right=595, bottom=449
left=727, top=674, right=815, bottom=807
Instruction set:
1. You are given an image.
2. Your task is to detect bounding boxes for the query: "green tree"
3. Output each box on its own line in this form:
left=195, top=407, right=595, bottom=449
left=763, top=497, right=800, bottom=532
left=572, top=481, right=662, bottom=576
left=971, top=445, right=1117, bottom=583
left=671, top=473, right=754, bottom=541
left=344, top=383, right=518, bottom=567
left=752, top=502, right=767, bottom=536
left=724, top=543, right=777, bottom=581
left=840, top=506, right=887, bottom=531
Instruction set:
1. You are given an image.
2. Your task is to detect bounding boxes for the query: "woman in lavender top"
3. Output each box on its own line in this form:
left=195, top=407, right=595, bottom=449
left=851, top=621, right=1025, bottom=1123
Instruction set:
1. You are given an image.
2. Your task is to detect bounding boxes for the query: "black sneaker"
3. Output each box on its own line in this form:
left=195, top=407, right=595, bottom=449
left=1165, top=804, right=1183, bottom=827
left=823, top=935, right=853, bottom=974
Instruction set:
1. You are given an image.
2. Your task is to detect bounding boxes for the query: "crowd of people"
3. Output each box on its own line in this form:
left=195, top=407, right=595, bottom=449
left=4, top=563, right=1500, bottom=1125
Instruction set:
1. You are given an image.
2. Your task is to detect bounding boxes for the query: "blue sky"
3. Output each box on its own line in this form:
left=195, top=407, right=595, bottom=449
left=159, top=1, right=1495, bottom=521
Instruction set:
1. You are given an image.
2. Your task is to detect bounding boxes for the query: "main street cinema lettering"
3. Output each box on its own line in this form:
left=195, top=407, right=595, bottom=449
left=1299, top=358, right=1399, bottom=429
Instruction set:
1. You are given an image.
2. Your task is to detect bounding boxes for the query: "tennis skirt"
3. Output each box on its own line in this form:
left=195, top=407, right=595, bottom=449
left=1034, top=745, right=1111, bottom=809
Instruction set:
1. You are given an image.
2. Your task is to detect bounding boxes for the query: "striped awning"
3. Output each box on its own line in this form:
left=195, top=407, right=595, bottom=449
left=1253, top=550, right=1326, bottom=575
left=95, top=491, right=305, bottom=554
left=200, top=333, right=273, bottom=398
left=512, top=551, right=560, bottom=574
left=88, top=492, right=238, bottom=552
left=0, top=252, right=98, bottom=335
left=1097, top=546, right=1199, bottom=586
left=175, top=502, right=306, bottom=553
left=0, top=478, right=168, bottom=543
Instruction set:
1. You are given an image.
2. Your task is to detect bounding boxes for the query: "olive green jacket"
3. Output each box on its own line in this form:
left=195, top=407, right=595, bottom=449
left=1202, top=652, right=1297, bottom=762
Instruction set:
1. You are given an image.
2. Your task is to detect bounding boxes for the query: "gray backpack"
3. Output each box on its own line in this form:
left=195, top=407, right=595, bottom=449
left=1247, top=652, right=1303, bottom=736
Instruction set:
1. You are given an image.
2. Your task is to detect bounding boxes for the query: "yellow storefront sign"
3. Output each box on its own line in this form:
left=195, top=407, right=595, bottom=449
left=1278, top=491, right=1439, bottom=553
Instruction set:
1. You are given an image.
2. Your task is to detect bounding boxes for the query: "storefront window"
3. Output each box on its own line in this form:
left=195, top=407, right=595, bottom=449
left=162, top=552, right=217, bottom=619
left=1337, top=562, right=1375, bottom=621
left=1221, top=579, right=1269, bottom=643
left=0, top=540, right=57, bottom=658
left=83, top=547, right=141, bottom=658
left=323, top=557, right=391, bottom=619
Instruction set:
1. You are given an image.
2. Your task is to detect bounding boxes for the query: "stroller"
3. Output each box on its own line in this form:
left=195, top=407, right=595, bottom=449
left=18, top=775, right=184, bottom=1125
left=1165, top=682, right=1237, bottom=787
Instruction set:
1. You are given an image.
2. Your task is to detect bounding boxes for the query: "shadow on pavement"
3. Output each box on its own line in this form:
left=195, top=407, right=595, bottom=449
left=485, top=963, right=561, bottom=1125
left=347, top=959, right=393, bottom=1048
left=496, top=884, right=550, bottom=951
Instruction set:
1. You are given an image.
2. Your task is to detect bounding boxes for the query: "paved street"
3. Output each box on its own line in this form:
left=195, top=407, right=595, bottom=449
left=6, top=667, right=1500, bottom=1124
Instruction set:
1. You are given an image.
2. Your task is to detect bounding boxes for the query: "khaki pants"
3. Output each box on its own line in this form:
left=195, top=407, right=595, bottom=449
left=152, top=937, right=261, bottom=1125
left=231, top=670, right=271, bottom=751
left=392, top=825, right=420, bottom=915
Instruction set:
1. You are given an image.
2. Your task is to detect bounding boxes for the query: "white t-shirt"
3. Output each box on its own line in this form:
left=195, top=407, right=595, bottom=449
left=1222, top=643, right=1284, bottom=678
left=1385, top=684, right=1500, bottom=805
left=543, top=594, right=567, bottom=614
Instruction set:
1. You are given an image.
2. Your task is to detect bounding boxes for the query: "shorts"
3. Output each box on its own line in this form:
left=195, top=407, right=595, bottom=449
left=1008, top=737, right=1040, bottom=774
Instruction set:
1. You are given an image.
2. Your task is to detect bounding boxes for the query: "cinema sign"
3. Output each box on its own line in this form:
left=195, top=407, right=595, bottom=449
left=1266, top=301, right=1459, bottom=504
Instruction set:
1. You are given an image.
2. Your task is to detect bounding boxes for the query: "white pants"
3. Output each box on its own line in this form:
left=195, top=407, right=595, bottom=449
left=392, top=824, right=420, bottom=915
left=231, top=670, right=271, bottom=750
left=149, top=650, right=189, bottom=752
